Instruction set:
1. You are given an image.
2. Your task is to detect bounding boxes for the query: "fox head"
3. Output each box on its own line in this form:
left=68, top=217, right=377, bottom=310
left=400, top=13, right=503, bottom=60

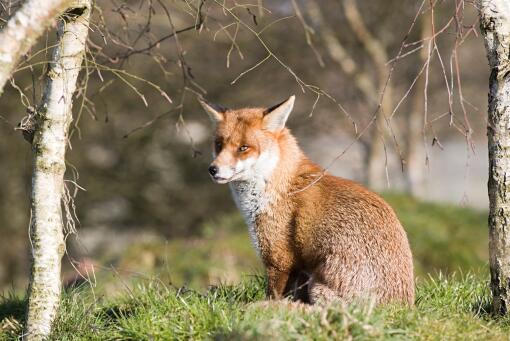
left=199, top=95, right=295, bottom=184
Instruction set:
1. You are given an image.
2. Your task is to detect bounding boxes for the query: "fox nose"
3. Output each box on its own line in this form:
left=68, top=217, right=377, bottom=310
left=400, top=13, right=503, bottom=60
left=208, top=165, right=218, bottom=176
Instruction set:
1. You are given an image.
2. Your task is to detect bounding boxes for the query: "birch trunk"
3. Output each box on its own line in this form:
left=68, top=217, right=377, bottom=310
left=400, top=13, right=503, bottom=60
left=343, top=0, right=391, bottom=190
left=0, top=0, right=72, bottom=96
left=25, top=1, right=91, bottom=339
left=365, top=101, right=389, bottom=190
left=480, top=0, right=510, bottom=315
left=405, top=14, right=431, bottom=196
left=307, top=0, right=391, bottom=189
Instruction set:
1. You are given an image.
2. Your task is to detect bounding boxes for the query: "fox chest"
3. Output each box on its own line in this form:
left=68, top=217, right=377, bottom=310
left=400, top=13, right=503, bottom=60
left=229, top=182, right=278, bottom=257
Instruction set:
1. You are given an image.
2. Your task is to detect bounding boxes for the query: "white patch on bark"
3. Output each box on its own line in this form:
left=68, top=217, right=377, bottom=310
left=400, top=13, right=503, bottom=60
left=480, top=0, right=510, bottom=315
left=24, top=1, right=91, bottom=339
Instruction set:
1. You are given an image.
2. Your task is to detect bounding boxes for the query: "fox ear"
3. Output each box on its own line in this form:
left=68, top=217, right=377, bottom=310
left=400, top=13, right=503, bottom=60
left=199, top=97, right=226, bottom=123
left=263, top=95, right=295, bottom=132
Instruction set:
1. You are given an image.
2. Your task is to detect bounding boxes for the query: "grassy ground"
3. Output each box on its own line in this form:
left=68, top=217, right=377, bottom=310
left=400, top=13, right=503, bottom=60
left=0, top=194, right=494, bottom=339
left=1, top=273, right=509, bottom=340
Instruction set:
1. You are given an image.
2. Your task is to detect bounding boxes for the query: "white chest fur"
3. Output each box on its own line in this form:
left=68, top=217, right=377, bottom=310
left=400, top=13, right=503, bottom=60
left=229, top=179, right=269, bottom=256
left=228, top=150, right=280, bottom=256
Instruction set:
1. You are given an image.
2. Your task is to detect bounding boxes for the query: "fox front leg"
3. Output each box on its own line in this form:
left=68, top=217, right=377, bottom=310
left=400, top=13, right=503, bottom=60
left=266, top=267, right=290, bottom=299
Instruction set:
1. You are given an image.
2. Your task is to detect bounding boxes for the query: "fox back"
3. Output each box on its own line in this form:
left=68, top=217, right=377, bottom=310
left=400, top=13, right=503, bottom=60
left=200, top=96, right=415, bottom=305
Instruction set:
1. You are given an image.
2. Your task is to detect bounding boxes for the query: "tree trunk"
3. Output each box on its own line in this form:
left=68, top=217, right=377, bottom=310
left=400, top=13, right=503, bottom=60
left=25, top=1, right=91, bottom=339
left=307, top=0, right=392, bottom=189
left=405, top=13, right=431, bottom=196
left=365, top=98, right=390, bottom=190
left=480, top=0, right=510, bottom=315
left=0, top=0, right=72, bottom=97
left=362, top=49, right=392, bottom=190
left=343, top=0, right=392, bottom=190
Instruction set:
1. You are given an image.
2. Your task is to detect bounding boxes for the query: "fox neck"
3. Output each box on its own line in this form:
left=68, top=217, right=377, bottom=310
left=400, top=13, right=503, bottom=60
left=229, top=130, right=303, bottom=254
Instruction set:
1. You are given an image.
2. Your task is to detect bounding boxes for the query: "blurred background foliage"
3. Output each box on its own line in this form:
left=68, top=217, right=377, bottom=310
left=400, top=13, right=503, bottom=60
left=0, top=0, right=489, bottom=293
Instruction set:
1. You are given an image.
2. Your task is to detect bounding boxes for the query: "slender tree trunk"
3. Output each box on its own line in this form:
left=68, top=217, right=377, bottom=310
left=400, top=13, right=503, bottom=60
left=405, top=13, right=431, bottom=196
left=305, top=1, right=377, bottom=101
left=343, top=0, right=392, bottom=190
left=307, top=0, right=392, bottom=189
left=480, top=0, right=510, bottom=315
left=362, top=55, right=391, bottom=190
left=366, top=96, right=390, bottom=190
left=25, top=1, right=91, bottom=339
left=0, top=0, right=72, bottom=97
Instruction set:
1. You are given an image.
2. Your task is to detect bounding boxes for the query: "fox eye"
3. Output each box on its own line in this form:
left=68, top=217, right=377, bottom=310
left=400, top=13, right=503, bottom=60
left=238, top=145, right=249, bottom=152
left=215, top=140, right=223, bottom=150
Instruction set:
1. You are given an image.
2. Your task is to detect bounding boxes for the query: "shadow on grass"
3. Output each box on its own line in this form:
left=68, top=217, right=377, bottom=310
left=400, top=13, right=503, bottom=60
left=100, top=302, right=138, bottom=324
left=0, top=294, right=26, bottom=322
left=472, top=296, right=493, bottom=317
left=0, top=293, right=26, bottom=337
left=471, top=296, right=510, bottom=328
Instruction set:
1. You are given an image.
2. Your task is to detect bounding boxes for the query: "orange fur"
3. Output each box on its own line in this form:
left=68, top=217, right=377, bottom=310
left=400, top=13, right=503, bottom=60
left=200, top=97, right=414, bottom=305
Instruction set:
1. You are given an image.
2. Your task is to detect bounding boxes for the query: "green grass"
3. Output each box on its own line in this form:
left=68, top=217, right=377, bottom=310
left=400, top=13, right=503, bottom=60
left=1, top=273, right=509, bottom=340
left=0, top=193, right=493, bottom=339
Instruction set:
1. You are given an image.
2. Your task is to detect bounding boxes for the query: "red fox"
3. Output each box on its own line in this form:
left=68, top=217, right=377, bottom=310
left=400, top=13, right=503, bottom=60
left=199, top=95, right=414, bottom=305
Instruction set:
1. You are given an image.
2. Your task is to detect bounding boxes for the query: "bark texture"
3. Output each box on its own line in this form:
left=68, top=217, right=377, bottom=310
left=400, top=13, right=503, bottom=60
left=25, top=1, right=91, bottom=339
left=480, top=0, right=510, bottom=315
left=0, top=0, right=72, bottom=96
